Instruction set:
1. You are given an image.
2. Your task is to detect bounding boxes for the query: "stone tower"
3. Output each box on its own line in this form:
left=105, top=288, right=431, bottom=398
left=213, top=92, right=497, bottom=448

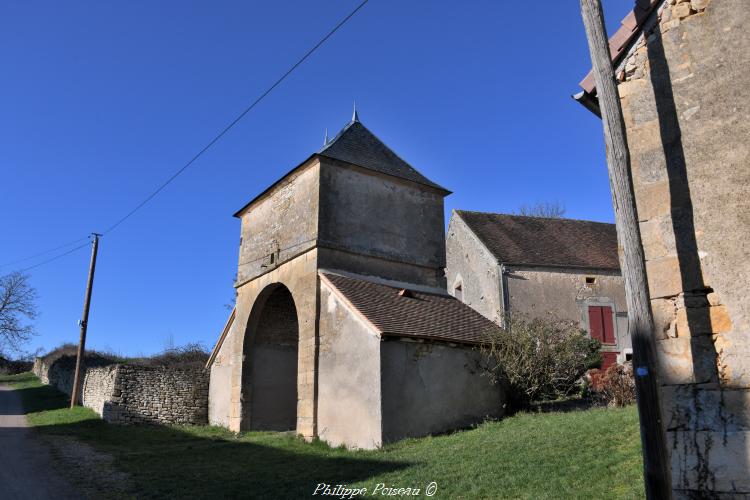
left=208, top=115, right=452, bottom=437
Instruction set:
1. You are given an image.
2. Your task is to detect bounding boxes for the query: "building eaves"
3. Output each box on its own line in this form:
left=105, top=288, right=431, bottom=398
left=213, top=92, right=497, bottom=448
left=318, top=119, right=451, bottom=195
left=320, top=271, right=501, bottom=346
left=573, top=0, right=663, bottom=114
left=233, top=120, right=450, bottom=218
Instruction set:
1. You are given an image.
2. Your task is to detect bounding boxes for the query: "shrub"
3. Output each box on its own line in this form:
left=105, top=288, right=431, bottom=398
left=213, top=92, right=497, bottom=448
left=37, top=342, right=209, bottom=369
left=593, top=363, right=636, bottom=407
left=0, top=356, right=33, bottom=375
left=39, top=343, right=121, bottom=368
left=481, top=313, right=601, bottom=408
left=134, top=343, right=209, bottom=368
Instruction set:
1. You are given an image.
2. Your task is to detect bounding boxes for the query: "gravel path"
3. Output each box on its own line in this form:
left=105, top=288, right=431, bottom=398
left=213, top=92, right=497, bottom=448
left=0, top=384, right=80, bottom=499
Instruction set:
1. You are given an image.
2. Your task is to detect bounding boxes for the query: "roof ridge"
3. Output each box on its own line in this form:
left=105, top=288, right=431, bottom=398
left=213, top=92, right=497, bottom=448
left=318, top=119, right=450, bottom=193
left=318, top=269, right=450, bottom=297
left=456, top=210, right=615, bottom=226
left=318, top=120, right=357, bottom=155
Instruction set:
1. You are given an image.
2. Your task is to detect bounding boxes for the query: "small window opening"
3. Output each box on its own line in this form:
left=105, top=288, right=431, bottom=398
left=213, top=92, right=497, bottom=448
left=269, top=252, right=275, bottom=264
left=585, top=276, right=597, bottom=285
left=454, top=283, right=463, bottom=302
left=625, top=351, right=633, bottom=362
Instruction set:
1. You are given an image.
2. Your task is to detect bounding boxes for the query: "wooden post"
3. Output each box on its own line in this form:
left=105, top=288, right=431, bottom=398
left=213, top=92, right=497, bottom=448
left=579, top=1, right=671, bottom=498
left=70, top=233, right=100, bottom=408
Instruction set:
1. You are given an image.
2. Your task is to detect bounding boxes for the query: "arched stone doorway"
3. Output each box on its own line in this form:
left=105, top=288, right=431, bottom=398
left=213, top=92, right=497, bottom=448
left=242, top=284, right=299, bottom=431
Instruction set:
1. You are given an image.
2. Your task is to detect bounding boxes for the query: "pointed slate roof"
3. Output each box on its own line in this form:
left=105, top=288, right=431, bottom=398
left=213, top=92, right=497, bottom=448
left=456, top=211, right=621, bottom=271
left=318, top=120, right=449, bottom=193
left=234, top=117, right=449, bottom=217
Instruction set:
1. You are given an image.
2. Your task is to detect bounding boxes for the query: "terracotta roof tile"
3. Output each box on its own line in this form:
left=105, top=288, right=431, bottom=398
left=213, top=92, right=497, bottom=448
left=579, top=0, right=662, bottom=93
left=321, top=272, right=500, bottom=345
left=457, top=211, right=620, bottom=271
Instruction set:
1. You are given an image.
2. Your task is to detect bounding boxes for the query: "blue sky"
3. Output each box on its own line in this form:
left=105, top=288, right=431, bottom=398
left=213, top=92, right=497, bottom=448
left=0, top=0, right=634, bottom=357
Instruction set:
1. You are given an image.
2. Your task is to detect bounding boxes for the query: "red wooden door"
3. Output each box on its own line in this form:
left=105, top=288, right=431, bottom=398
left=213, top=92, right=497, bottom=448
left=588, top=305, right=616, bottom=345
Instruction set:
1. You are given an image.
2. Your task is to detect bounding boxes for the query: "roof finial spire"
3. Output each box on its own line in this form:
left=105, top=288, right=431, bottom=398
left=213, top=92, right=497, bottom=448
left=323, top=128, right=329, bottom=146
left=352, top=101, right=359, bottom=123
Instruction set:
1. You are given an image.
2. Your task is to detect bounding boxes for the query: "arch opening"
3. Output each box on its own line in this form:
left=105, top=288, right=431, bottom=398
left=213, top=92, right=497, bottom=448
left=242, top=284, right=299, bottom=431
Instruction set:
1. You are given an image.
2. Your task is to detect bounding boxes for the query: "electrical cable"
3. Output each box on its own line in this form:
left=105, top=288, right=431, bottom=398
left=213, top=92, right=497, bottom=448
left=1, top=0, right=370, bottom=273
left=101, top=0, right=370, bottom=236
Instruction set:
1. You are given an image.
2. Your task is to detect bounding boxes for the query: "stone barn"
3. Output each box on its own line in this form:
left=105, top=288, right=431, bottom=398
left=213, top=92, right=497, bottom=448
left=446, top=211, right=631, bottom=369
left=207, top=113, right=504, bottom=449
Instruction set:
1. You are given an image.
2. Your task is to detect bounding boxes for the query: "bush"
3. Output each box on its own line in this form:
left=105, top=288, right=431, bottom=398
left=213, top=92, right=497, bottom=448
left=590, top=363, right=636, bottom=407
left=38, top=342, right=209, bottom=369
left=0, top=356, right=33, bottom=375
left=132, top=343, right=209, bottom=368
left=481, top=314, right=601, bottom=408
left=38, top=343, right=122, bottom=369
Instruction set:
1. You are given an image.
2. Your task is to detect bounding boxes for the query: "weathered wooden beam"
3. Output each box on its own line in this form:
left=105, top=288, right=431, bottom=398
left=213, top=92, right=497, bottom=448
left=70, top=234, right=100, bottom=408
left=579, top=1, right=672, bottom=498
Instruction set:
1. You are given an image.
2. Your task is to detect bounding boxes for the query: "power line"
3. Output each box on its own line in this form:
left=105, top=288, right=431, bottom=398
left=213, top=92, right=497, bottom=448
left=18, top=240, right=92, bottom=273
left=102, top=0, right=370, bottom=236
left=0, top=236, right=89, bottom=270
left=2, top=0, right=370, bottom=272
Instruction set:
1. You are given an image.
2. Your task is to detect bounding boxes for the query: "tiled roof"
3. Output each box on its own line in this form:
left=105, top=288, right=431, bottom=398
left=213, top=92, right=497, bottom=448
left=457, top=211, right=620, bottom=271
left=321, top=272, right=501, bottom=345
left=319, top=120, right=449, bottom=193
left=579, top=0, right=662, bottom=93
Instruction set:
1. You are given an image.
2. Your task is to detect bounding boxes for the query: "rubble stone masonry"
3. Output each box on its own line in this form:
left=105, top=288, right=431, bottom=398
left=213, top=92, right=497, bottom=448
left=33, top=357, right=208, bottom=425
left=614, top=0, right=749, bottom=495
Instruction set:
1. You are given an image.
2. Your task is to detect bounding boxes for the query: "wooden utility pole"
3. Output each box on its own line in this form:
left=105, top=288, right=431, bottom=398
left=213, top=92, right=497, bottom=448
left=70, top=233, right=101, bottom=408
left=580, top=1, right=671, bottom=498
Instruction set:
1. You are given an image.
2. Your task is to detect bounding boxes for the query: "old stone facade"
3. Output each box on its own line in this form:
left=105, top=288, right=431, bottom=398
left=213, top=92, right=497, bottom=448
left=208, top=116, right=505, bottom=448
left=578, top=0, right=749, bottom=495
left=446, top=210, right=631, bottom=367
left=33, top=357, right=208, bottom=425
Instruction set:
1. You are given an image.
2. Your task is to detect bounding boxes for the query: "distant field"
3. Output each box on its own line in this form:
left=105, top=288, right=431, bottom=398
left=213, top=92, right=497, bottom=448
left=1, top=372, right=644, bottom=499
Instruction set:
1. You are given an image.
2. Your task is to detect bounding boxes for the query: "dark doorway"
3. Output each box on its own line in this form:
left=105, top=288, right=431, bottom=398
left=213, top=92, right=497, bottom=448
left=243, top=284, right=299, bottom=431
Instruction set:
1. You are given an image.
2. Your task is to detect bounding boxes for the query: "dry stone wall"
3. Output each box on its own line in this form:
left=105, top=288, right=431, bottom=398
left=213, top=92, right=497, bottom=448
left=105, top=366, right=208, bottom=425
left=82, top=365, right=119, bottom=416
left=33, top=357, right=208, bottom=425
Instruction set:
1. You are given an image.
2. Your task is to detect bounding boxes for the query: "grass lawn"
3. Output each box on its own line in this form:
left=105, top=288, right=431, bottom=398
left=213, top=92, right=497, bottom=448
left=0, top=372, right=644, bottom=499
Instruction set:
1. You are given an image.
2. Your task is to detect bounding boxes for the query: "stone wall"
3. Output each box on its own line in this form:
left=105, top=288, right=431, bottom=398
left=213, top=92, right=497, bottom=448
left=505, top=266, right=631, bottom=361
left=33, top=357, right=208, bottom=426
left=318, top=158, right=447, bottom=288
left=445, top=211, right=503, bottom=323
left=81, top=365, right=118, bottom=416
left=614, top=0, right=749, bottom=495
left=445, top=212, right=631, bottom=362
left=380, top=340, right=505, bottom=444
left=236, top=159, right=320, bottom=285
left=210, top=250, right=319, bottom=437
left=105, top=366, right=208, bottom=425
left=317, top=281, right=383, bottom=449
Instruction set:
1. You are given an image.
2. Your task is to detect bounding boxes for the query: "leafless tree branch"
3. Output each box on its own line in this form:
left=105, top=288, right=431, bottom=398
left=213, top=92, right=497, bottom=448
left=0, top=272, right=38, bottom=355
left=516, top=201, right=566, bottom=218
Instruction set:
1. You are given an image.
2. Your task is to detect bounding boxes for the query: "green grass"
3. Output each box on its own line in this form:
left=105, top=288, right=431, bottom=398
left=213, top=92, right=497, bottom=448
left=1, top=373, right=645, bottom=499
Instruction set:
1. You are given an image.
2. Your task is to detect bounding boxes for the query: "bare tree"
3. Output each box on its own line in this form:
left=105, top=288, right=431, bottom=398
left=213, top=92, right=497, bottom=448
left=516, top=201, right=566, bottom=218
left=0, top=272, right=38, bottom=354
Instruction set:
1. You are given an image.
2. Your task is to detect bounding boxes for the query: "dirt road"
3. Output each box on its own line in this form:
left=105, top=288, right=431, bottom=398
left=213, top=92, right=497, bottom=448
left=0, top=385, right=80, bottom=499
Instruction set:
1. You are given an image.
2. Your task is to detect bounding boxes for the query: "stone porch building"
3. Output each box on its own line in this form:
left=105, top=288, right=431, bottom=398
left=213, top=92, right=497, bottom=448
left=575, top=0, right=749, bottom=495
left=446, top=210, right=631, bottom=369
left=207, top=114, right=504, bottom=449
